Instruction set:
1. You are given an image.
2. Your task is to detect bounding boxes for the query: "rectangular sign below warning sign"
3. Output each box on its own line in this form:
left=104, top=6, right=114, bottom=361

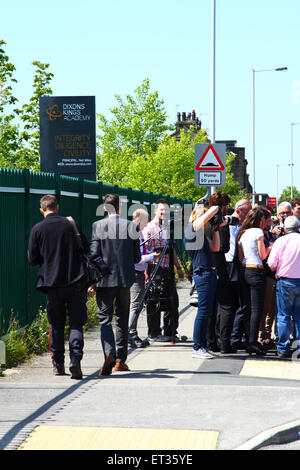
left=199, top=172, right=221, bottom=186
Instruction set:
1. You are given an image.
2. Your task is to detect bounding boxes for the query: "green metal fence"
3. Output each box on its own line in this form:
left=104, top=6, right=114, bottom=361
left=0, top=168, right=192, bottom=334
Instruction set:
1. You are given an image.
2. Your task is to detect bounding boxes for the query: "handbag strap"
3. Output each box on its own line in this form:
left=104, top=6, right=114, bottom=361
left=66, top=216, right=85, bottom=253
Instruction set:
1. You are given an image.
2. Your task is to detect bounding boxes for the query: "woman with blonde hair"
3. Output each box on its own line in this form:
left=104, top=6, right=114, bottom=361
left=184, top=202, right=220, bottom=359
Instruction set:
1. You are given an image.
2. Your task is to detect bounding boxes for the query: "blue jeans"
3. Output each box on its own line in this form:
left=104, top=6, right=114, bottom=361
left=193, top=271, right=217, bottom=350
left=276, top=278, right=300, bottom=353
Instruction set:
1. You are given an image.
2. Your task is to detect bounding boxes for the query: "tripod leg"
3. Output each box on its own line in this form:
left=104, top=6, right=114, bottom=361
left=147, top=300, right=161, bottom=339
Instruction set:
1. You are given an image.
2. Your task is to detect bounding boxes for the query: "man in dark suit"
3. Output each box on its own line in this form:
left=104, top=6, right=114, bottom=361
left=89, top=194, right=141, bottom=376
left=28, top=194, right=89, bottom=379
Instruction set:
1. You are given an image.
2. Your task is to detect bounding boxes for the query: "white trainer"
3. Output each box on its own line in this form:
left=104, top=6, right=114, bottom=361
left=192, top=348, right=214, bottom=359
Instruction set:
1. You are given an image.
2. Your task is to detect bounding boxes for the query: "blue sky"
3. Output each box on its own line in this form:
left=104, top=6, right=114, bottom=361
left=2, top=0, right=300, bottom=201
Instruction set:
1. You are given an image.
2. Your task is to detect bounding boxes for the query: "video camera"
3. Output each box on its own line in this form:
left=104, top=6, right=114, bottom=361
left=146, top=272, right=171, bottom=306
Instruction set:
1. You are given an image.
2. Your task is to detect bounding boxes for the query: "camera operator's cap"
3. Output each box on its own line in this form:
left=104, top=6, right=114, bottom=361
left=284, top=215, right=300, bottom=230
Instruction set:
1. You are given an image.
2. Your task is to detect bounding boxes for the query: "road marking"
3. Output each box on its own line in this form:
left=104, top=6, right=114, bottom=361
left=19, top=425, right=219, bottom=450
left=240, top=359, right=300, bottom=381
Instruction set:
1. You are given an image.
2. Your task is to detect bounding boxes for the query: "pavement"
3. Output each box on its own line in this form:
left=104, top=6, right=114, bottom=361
left=1, top=280, right=300, bottom=453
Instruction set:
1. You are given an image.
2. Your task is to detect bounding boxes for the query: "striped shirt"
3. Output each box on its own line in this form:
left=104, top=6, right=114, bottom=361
left=142, top=218, right=169, bottom=268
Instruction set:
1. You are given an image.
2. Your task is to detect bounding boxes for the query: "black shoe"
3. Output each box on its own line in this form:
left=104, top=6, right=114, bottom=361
left=220, top=346, right=237, bottom=354
left=134, top=337, right=145, bottom=348
left=128, top=333, right=145, bottom=348
left=262, top=339, right=276, bottom=351
left=53, top=363, right=65, bottom=376
left=232, top=341, right=246, bottom=350
left=69, top=359, right=83, bottom=379
left=247, top=343, right=265, bottom=356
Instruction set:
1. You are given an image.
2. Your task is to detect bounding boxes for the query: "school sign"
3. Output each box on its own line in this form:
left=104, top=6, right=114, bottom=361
left=39, top=96, right=96, bottom=181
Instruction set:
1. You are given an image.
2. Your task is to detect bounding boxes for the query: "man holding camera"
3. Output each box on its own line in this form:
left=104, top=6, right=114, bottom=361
left=272, top=202, right=292, bottom=237
left=28, top=195, right=89, bottom=379
left=89, top=194, right=141, bottom=375
left=142, top=198, right=184, bottom=342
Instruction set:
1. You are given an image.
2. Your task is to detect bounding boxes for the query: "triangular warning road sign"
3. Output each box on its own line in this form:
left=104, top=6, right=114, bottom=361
left=195, top=145, right=225, bottom=171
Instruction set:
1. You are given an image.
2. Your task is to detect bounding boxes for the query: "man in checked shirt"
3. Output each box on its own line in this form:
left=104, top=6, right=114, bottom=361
left=142, top=198, right=184, bottom=342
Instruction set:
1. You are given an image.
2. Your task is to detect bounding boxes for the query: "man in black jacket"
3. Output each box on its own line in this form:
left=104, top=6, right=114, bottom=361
left=89, top=194, right=141, bottom=376
left=28, top=194, right=89, bottom=379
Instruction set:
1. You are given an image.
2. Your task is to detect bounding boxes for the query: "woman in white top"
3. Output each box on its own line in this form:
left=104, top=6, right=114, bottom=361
left=237, top=207, right=272, bottom=355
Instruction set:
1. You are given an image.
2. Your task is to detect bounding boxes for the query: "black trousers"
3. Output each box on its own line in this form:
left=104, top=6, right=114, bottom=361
left=217, top=262, right=245, bottom=349
left=207, top=258, right=231, bottom=349
left=243, top=267, right=266, bottom=345
left=231, top=267, right=265, bottom=346
left=146, top=267, right=179, bottom=338
left=46, top=279, right=87, bottom=365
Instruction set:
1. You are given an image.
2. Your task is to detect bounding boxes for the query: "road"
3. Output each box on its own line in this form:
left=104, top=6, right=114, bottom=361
left=1, top=281, right=300, bottom=454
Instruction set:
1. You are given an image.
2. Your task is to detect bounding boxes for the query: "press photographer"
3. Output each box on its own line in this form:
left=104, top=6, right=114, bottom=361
left=205, top=191, right=239, bottom=353
left=272, top=201, right=292, bottom=237
left=184, top=202, right=220, bottom=358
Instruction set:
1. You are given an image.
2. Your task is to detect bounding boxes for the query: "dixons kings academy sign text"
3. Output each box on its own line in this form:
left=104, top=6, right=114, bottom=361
left=39, top=96, right=96, bottom=180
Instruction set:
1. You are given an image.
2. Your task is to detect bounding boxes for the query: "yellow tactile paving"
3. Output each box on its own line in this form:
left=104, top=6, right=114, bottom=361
left=18, top=425, right=219, bottom=450
left=240, top=359, right=300, bottom=381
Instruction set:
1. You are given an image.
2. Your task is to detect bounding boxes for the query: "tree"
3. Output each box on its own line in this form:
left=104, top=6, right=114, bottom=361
left=0, top=40, right=54, bottom=170
left=15, top=61, right=54, bottom=170
left=122, top=126, right=243, bottom=203
left=97, top=78, right=173, bottom=185
left=0, top=40, right=20, bottom=163
left=279, top=186, right=300, bottom=204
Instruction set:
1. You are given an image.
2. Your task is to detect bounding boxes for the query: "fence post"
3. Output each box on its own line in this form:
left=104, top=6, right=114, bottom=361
left=78, top=177, right=84, bottom=228
left=23, top=169, right=30, bottom=326
left=55, top=173, right=61, bottom=203
left=0, top=340, right=5, bottom=365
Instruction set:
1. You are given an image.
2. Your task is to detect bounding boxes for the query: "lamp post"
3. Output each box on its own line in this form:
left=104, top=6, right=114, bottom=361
left=211, top=0, right=216, bottom=194
left=290, top=122, right=300, bottom=199
left=252, top=67, right=288, bottom=205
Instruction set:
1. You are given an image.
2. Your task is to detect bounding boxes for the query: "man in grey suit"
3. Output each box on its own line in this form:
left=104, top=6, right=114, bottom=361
left=89, top=194, right=141, bottom=375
